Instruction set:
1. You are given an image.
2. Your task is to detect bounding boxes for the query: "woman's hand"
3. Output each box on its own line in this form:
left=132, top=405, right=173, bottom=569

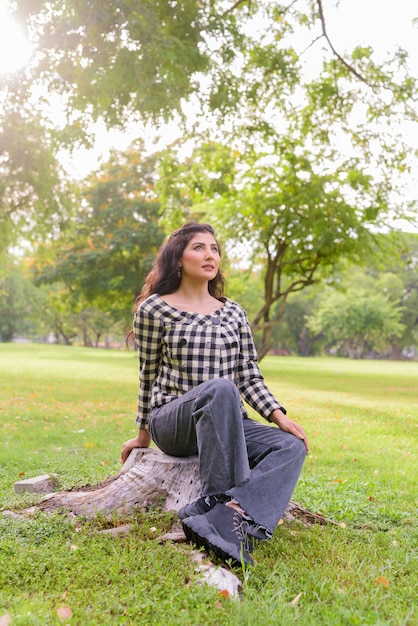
left=121, top=430, right=151, bottom=464
left=270, top=409, right=310, bottom=454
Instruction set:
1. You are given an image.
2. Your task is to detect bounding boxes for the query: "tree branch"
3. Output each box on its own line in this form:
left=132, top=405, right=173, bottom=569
left=222, top=0, right=251, bottom=17
left=315, top=0, right=372, bottom=86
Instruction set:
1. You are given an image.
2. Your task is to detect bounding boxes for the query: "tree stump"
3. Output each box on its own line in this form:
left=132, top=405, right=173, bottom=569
left=39, top=448, right=199, bottom=517
left=37, top=448, right=328, bottom=526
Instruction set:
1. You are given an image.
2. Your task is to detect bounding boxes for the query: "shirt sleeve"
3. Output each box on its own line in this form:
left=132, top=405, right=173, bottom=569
left=234, top=307, right=286, bottom=420
left=134, top=301, right=164, bottom=430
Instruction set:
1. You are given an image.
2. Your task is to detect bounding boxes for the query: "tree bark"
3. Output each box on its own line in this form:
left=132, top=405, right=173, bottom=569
left=36, top=448, right=328, bottom=526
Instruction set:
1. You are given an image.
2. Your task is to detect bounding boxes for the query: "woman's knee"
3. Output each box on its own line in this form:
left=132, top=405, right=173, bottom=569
left=293, top=435, right=307, bottom=457
left=199, top=378, right=239, bottom=400
left=267, top=427, right=307, bottom=457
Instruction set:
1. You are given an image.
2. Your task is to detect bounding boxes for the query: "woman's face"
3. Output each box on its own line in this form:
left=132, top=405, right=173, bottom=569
left=179, top=232, right=220, bottom=283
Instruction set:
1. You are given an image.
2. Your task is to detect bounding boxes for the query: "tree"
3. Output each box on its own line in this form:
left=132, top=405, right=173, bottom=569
left=0, top=260, right=44, bottom=341
left=33, top=143, right=165, bottom=321
left=306, top=289, right=405, bottom=358
left=357, top=233, right=418, bottom=358
left=270, top=289, right=323, bottom=356
left=157, top=137, right=401, bottom=358
left=148, top=0, right=416, bottom=357
left=0, top=105, right=73, bottom=250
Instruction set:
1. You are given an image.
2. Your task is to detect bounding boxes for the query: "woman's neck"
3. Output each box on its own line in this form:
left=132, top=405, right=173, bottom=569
left=161, top=282, right=222, bottom=314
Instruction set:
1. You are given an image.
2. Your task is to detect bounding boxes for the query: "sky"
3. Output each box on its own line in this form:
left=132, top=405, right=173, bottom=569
left=325, top=0, right=417, bottom=69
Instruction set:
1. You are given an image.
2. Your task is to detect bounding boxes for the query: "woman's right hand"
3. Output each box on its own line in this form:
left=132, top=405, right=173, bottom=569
left=121, top=430, right=151, bottom=464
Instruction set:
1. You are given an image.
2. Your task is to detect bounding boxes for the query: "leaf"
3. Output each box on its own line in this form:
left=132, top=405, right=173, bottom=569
left=0, top=614, right=12, bottom=626
left=375, top=576, right=390, bottom=588
left=56, top=606, right=73, bottom=620
left=290, top=592, right=303, bottom=605
left=218, top=589, right=229, bottom=599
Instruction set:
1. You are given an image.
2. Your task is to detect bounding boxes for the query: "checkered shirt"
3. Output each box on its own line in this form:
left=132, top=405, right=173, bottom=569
left=134, top=293, right=284, bottom=430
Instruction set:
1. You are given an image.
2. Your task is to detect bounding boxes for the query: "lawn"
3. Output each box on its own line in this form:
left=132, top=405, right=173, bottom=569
left=0, top=344, right=417, bottom=625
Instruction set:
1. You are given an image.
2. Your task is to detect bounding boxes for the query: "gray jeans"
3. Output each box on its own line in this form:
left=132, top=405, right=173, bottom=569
left=149, top=378, right=306, bottom=534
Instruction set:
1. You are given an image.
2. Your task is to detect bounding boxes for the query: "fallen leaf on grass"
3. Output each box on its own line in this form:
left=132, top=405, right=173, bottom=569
left=375, top=576, right=390, bottom=588
left=0, top=614, right=12, bottom=626
left=56, top=606, right=72, bottom=620
left=290, top=592, right=303, bottom=605
left=218, top=589, right=229, bottom=600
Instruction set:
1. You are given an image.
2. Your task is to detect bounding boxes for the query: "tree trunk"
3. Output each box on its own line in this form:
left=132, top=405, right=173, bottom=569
left=36, top=448, right=328, bottom=527
left=388, top=342, right=404, bottom=360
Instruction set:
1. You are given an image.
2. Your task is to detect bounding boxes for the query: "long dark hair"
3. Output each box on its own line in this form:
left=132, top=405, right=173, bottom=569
left=134, top=222, right=225, bottom=314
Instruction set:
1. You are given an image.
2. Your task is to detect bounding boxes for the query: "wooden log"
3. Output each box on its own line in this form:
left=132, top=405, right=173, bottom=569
left=36, top=448, right=328, bottom=526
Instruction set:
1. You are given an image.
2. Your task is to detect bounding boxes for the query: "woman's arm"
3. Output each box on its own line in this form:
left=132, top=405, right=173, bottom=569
left=121, top=300, right=163, bottom=462
left=234, top=307, right=284, bottom=417
left=235, top=306, right=309, bottom=453
left=134, top=301, right=164, bottom=430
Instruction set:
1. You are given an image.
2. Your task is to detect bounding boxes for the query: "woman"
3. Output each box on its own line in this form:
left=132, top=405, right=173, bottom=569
left=122, top=222, right=308, bottom=566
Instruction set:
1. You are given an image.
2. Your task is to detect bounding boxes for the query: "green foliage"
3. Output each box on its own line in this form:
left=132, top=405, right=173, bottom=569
left=157, top=137, right=392, bottom=357
left=0, top=260, right=45, bottom=341
left=12, top=0, right=212, bottom=126
left=380, top=233, right=418, bottom=355
left=300, top=239, right=418, bottom=358
left=34, top=282, right=125, bottom=346
left=0, top=107, right=73, bottom=248
left=33, top=144, right=165, bottom=320
left=270, top=288, right=323, bottom=356
left=2, top=0, right=417, bottom=357
left=307, top=289, right=404, bottom=358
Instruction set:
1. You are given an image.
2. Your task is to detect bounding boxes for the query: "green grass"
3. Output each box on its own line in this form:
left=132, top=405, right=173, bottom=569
left=0, top=344, right=417, bottom=625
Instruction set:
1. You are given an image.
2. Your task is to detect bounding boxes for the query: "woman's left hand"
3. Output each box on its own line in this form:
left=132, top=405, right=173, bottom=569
left=270, top=409, right=310, bottom=454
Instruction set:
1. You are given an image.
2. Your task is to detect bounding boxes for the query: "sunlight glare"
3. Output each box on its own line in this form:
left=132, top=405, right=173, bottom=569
left=0, top=5, right=32, bottom=75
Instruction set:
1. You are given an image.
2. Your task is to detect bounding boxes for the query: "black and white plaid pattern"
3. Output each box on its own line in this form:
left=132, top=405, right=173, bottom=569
left=134, top=294, right=284, bottom=430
